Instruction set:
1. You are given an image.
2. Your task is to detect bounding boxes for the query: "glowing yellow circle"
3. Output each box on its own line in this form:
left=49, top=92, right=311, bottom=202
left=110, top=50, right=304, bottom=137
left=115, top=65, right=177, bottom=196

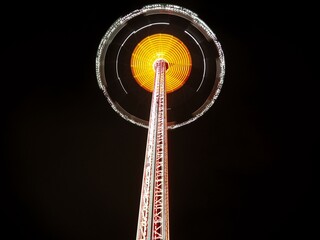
left=131, top=33, right=192, bottom=93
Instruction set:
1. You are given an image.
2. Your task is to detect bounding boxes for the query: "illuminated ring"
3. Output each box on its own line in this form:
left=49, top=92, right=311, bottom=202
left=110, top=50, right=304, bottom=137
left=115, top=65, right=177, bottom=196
left=96, top=4, right=225, bottom=129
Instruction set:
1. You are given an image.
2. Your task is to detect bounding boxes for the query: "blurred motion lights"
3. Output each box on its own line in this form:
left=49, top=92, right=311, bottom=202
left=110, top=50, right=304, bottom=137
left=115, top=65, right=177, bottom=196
left=131, top=33, right=192, bottom=93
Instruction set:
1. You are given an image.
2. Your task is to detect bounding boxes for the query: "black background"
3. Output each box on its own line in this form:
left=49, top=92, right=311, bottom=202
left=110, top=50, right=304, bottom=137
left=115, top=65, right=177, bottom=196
left=2, top=1, right=316, bottom=239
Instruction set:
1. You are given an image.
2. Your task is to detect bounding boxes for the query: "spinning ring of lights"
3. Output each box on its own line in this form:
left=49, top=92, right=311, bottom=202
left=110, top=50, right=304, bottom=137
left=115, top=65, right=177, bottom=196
left=96, top=4, right=225, bottom=129
left=131, top=33, right=192, bottom=93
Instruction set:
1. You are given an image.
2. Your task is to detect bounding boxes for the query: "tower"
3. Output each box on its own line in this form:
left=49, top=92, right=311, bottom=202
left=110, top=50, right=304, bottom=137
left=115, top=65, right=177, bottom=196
left=96, top=4, right=225, bottom=240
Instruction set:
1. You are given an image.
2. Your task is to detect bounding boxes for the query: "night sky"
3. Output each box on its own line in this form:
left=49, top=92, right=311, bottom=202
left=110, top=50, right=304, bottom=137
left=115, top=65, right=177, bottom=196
left=2, top=1, right=316, bottom=239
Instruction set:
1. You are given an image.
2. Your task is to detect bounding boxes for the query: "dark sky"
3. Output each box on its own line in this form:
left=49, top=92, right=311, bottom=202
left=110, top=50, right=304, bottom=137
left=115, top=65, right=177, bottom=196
left=2, top=1, right=316, bottom=239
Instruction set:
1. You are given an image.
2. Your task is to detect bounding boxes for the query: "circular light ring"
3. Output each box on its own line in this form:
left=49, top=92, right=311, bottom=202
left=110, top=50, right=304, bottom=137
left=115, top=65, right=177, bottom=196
left=131, top=33, right=192, bottom=93
left=96, top=4, right=225, bottom=129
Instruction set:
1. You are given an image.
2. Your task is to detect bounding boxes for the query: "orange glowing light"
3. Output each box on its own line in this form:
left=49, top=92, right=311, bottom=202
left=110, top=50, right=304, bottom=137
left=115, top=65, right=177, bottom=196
left=131, top=33, right=192, bottom=93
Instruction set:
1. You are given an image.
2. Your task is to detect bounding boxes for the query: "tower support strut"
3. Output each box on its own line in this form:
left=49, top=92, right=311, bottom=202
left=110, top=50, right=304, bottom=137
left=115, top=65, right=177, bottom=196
left=136, top=60, right=169, bottom=240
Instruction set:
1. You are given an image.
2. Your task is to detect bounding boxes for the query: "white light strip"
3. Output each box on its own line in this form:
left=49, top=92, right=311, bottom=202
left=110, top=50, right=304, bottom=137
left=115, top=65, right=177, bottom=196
left=184, top=30, right=206, bottom=92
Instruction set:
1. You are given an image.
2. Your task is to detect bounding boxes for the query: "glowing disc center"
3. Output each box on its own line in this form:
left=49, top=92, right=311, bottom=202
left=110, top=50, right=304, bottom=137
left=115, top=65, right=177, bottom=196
left=131, top=33, right=192, bottom=93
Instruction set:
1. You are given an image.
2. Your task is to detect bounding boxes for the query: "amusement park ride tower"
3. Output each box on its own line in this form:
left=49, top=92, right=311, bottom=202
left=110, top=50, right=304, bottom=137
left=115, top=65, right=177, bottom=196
left=96, top=4, right=225, bottom=240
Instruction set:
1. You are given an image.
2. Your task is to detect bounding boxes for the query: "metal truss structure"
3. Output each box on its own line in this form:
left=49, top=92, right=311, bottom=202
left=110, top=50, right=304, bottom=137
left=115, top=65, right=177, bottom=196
left=136, top=60, right=170, bottom=240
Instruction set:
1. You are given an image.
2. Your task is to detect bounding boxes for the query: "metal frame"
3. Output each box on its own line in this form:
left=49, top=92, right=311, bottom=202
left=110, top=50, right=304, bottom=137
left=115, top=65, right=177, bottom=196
left=136, top=60, right=169, bottom=240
